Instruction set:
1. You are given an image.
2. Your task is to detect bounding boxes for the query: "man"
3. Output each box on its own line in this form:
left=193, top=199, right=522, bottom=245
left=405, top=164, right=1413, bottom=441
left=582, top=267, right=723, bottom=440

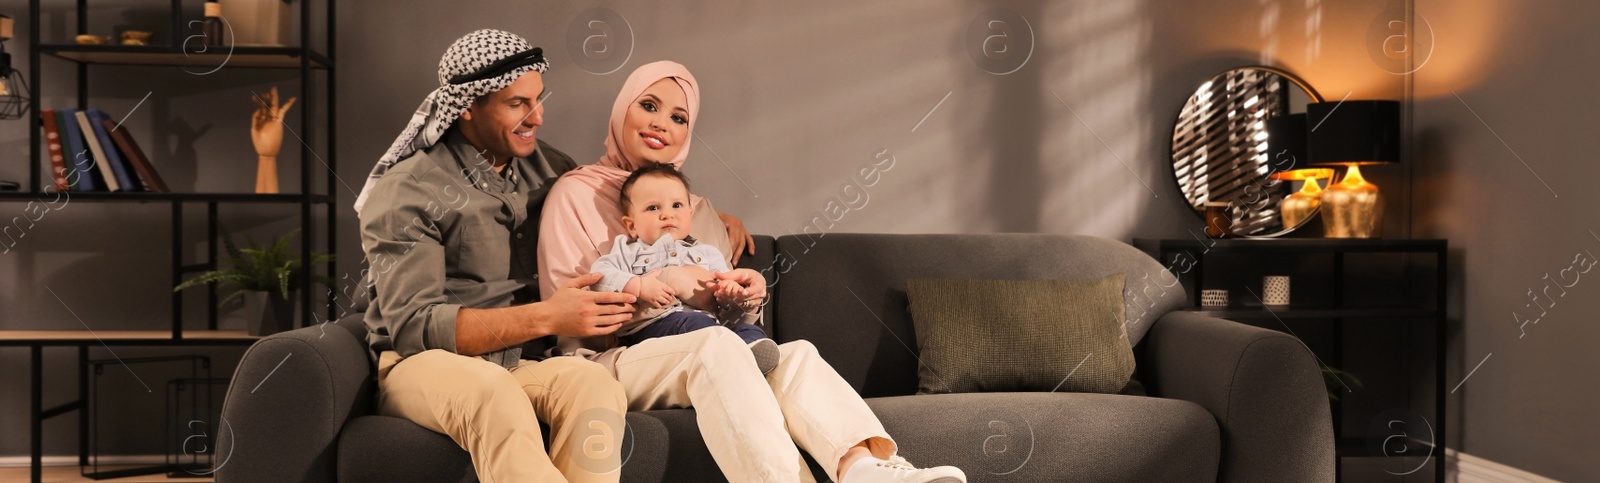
left=355, top=29, right=635, bottom=482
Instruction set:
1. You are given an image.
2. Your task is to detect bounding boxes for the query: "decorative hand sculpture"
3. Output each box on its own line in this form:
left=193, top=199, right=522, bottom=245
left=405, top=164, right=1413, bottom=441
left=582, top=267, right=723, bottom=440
left=250, top=87, right=296, bottom=193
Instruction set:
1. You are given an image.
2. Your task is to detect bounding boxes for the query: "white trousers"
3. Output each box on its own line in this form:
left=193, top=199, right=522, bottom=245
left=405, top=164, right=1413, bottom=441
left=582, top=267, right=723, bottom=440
left=612, top=328, right=897, bottom=482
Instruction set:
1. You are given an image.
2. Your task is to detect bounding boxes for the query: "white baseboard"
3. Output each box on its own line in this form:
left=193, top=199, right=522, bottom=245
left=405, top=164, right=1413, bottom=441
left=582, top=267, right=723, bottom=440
left=1449, top=449, right=1561, bottom=483
left=0, top=454, right=169, bottom=468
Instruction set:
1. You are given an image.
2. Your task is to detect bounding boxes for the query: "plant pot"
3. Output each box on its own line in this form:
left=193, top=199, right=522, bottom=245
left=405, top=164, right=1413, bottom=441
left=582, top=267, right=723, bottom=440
left=261, top=291, right=299, bottom=335
left=218, top=0, right=295, bottom=46
left=237, top=291, right=298, bottom=336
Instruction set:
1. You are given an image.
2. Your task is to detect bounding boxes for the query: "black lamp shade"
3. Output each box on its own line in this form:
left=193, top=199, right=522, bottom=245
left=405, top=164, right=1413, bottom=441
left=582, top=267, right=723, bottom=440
left=1307, top=100, right=1401, bottom=166
left=1265, top=113, right=1307, bottom=171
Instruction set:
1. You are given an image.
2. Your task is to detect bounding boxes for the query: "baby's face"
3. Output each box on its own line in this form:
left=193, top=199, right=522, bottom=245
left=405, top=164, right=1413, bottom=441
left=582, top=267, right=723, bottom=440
left=622, top=175, right=693, bottom=244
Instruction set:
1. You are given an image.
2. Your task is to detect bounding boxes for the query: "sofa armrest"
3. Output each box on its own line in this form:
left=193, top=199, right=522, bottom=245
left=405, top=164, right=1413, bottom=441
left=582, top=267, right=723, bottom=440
left=1139, top=310, right=1334, bottom=483
left=216, top=315, right=375, bottom=483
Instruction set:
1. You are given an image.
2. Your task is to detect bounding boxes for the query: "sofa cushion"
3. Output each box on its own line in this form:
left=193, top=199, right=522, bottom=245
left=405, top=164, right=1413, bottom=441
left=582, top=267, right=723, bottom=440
left=616, top=409, right=726, bottom=483
left=868, top=392, right=1220, bottom=482
left=906, top=275, right=1134, bottom=394
left=337, top=415, right=475, bottom=483
left=338, top=411, right=734, bottom=483
left=772, top=234, right=1187, bottom=397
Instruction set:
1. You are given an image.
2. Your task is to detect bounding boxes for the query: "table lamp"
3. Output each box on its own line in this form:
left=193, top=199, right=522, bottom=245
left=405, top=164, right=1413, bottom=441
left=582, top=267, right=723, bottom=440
left=1271, top=168, right=1335, bottom=228
left=1265, top=113, right=1308, bottom=172
left=1265, top=113, right=1318, bottom=229
left=1307, top=100, right=1400, bottom=238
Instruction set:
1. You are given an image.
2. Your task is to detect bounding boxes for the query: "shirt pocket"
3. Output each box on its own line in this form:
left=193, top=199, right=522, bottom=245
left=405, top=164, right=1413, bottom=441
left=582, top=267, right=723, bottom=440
left=630, top=255, right=655, bottom=276
left=453, top=219, right=511, bottom=282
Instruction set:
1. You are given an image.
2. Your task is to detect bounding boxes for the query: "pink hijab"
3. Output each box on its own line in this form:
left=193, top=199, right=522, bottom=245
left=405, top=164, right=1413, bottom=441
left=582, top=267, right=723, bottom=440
left=538, top=61, right=707, bottom=299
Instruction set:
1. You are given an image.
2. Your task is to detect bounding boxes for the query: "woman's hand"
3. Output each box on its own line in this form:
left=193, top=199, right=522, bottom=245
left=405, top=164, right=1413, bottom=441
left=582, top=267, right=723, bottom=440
left=718, top=211, right=756, bottom=265
left=712, top=269, right=767, bottom=309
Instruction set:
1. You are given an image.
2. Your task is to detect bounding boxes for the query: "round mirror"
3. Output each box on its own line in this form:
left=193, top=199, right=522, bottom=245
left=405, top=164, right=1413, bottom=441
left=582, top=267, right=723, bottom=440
left=1169, top=66, right=1324, bottom=237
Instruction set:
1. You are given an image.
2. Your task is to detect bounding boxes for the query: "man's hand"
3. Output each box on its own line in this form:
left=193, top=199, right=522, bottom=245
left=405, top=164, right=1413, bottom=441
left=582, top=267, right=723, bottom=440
left=538, top=273, right=637, bottom=338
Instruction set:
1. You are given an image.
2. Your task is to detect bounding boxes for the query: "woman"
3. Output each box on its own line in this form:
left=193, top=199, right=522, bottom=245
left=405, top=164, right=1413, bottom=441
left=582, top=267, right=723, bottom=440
left=538, top=61, right=966, bottom=483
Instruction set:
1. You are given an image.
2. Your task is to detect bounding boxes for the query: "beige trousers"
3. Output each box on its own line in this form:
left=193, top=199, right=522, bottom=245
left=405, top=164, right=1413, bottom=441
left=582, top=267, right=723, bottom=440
left=611, top=328, right=896, bottom=483
left=377, top=350, right=628, bottom=483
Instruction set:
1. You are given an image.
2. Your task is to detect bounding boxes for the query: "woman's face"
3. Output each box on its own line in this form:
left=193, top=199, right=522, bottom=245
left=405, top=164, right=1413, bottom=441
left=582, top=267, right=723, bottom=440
left=619, top=78, right=690, bottom=165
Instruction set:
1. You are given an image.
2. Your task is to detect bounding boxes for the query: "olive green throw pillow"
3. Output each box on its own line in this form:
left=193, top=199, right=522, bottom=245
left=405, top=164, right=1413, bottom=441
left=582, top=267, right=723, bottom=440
left=906, top=275, right=1134, bottom=395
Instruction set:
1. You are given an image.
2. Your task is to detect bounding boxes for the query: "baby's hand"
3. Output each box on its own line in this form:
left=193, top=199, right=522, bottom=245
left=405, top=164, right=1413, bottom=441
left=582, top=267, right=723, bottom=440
left=712, top=269, right=766, bottom=308
left=636, top=276, right=676, bottom=308
left=713, top=279, right=747, bottom=305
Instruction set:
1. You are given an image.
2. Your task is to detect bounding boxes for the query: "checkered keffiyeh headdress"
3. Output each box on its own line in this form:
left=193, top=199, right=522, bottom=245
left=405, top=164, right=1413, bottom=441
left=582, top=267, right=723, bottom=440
left=354, top=29, right=549, bottom=214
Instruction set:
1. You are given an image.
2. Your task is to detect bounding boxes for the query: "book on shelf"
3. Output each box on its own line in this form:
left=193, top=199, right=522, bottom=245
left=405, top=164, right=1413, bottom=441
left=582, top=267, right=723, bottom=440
left=74, top=111, right=123, bottom=191
left=101, top=118, right=168, bottom=192
left=41, top=110, right=69, bottom=191
left=80, top=110, right=142, bottom=191
left=41, top=107, right=173, bottom=193
left=84, top=109, right=143, bottom=191
left=56, top=108, right=102, bottom=192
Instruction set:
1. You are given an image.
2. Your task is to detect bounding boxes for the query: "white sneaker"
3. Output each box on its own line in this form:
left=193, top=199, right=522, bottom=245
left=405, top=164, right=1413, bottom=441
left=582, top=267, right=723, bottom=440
left=841, top=455, right=967, bottom=483
left=749, top=338, right=779, bottom=374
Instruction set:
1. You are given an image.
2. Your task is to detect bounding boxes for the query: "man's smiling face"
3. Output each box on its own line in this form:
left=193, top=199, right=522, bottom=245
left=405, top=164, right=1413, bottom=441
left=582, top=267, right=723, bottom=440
left=459, top=71, right=545, bottom=165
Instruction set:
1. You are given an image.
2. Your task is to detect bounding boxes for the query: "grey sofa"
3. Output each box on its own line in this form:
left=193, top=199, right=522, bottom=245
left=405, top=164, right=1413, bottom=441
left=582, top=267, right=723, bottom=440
left=216, top=234, right=1333, bottom=482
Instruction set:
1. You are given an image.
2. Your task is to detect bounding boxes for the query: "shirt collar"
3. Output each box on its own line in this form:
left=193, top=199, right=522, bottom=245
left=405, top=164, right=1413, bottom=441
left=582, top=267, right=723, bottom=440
left=524, top=142, right=559, bottom=190
left=428, top=128, right=562, bottom=192
left=434, top=128, right=516, bottom=190
left=633, top=234, right=697, bottom=249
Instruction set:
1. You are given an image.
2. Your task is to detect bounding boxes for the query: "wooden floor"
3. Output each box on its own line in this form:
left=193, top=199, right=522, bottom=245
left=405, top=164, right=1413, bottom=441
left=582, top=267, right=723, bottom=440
left=0, top=466, right=213, bottom=482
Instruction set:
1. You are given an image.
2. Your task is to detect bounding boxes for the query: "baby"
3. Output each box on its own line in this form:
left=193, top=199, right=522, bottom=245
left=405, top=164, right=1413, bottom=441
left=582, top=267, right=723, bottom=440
left=589, top=163, right=778, bottom=373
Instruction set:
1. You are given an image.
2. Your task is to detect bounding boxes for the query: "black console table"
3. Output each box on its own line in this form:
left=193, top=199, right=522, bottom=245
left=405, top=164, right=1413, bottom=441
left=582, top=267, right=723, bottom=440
left=1134, top=237, right=1448, bottom=483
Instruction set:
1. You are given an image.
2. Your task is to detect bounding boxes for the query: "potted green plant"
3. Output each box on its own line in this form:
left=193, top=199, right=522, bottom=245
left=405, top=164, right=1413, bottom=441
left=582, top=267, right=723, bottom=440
left=173, top=228, right=332, bottom=336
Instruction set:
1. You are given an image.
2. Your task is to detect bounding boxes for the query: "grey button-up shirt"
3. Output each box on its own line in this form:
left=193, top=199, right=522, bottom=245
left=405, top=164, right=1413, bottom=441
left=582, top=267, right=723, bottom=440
left=359, top=128, right=576, bottom=369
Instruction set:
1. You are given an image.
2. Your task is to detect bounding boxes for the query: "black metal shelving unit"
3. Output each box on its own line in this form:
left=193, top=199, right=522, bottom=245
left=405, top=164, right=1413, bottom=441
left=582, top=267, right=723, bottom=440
left=10, top=1, right=336, bottom=481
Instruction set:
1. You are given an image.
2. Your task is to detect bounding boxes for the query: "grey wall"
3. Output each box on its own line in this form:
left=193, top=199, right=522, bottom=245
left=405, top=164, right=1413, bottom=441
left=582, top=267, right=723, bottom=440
left=2, top=0, right=1416, bottom=462
left=1413, top=0, right=1600, bottom=480
left=339, top=0, right=1401, bottom=247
